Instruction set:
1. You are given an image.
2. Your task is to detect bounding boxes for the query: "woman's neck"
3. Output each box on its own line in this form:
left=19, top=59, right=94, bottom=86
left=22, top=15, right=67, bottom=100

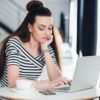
left=29, top=36, right=40, bottom=51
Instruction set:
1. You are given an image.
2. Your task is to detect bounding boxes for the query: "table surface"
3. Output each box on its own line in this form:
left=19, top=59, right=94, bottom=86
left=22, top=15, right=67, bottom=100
left=0, top=87, right=100, bottom=100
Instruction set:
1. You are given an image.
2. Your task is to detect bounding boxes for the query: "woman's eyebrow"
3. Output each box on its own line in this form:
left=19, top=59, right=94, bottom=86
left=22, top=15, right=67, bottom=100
left=38, top=24, right=46, bottom=27
left=49, top=24, right=53, bottom=27
left=38, top=24, right=53, bottom=27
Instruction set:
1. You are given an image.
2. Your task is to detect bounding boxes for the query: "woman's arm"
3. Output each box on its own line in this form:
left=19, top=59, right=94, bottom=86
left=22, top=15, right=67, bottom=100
left=8, top=65, right=69, bottom=90
left=8, top=65, right=26, bottom=87
left=41, top=35, right=61, bottom=81
left=7, top=65, right=49, bottom=88
left=43, top=50, right=61, bottom=81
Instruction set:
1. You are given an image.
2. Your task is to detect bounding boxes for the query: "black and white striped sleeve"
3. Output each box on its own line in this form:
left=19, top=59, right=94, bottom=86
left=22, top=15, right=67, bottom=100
left=5, top=42, right=20, bottom=67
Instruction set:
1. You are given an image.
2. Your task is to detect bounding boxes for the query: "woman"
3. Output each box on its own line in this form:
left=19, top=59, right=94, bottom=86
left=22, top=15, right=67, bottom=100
left=0, top=0, right=69, bottom=90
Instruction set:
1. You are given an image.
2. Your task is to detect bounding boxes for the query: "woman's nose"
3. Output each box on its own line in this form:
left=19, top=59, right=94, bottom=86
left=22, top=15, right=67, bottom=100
left=45, top=31, right=51, bottom=36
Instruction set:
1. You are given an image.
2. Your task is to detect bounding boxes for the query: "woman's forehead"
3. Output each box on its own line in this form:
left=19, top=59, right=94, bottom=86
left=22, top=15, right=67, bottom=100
left=34, top=16, right=53, bottom=25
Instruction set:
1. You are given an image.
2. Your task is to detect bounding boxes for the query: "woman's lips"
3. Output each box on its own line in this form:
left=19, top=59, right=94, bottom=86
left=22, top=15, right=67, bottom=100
left=42, top=37, right=50, bottom=40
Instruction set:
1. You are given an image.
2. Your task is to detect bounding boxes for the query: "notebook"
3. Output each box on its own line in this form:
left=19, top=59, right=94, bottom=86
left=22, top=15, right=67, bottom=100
left=52, top=56, right=100, bottom=93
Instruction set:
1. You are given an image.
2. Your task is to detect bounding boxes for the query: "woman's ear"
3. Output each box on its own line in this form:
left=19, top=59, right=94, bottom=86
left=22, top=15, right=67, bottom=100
left=28, top=23, right=33, bottom=33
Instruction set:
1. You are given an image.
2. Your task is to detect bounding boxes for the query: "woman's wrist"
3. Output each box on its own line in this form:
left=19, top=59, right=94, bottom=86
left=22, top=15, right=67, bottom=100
left=33, top=80, right=50, bottom=90
left=42, top=48, right=49, bottom=53
left=41, top=45, right=48, bottom=50
left=32, top=81, right=36, bottom=88
left=41, top=46, right=49, bottom=53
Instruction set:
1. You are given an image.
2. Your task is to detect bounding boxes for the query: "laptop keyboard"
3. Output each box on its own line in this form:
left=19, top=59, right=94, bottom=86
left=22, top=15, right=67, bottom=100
left=52, top=85, right=71, bottom=92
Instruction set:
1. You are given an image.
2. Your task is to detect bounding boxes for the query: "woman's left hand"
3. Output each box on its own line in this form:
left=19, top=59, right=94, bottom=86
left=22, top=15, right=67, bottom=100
left=41, top=35, right=53, bottom=50
left=49, top=77, right=70, bottom=89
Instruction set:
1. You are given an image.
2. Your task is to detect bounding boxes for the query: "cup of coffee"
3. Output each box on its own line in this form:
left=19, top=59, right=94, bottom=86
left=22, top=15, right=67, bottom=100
left=16, top=80, right=33, bottom=90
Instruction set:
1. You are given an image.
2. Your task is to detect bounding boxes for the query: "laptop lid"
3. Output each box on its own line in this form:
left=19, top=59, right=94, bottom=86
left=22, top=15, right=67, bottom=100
left=69, top=56, right=100, bottom=93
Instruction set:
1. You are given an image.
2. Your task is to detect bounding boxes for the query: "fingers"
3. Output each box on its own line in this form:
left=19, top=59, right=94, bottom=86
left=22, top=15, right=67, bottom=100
left=59, top=77, right=70, bottom=85
left=41, top=35, right=53, bottom=48
left=58, top=77, right=69, bottom=83
left=47, top=35, right=53, bottom=45
left=50, top=77, right=71, bottom=88
left=50, top=35, right=53, bottom=42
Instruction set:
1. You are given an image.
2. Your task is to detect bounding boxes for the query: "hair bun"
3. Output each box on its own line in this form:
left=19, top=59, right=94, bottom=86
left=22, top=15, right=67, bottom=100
left=26, top=0, right=44, bottom=12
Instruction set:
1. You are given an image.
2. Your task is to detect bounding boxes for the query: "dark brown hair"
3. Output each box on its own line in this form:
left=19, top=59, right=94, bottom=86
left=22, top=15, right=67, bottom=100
left=0, top=0, right=60, bottom=79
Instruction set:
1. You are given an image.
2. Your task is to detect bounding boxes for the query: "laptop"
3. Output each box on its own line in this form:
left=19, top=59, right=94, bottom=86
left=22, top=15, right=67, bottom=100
left=52, top=56, right=100, bottom=93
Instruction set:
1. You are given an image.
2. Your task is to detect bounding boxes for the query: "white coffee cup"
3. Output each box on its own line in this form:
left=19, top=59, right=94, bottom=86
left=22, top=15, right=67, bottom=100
left=16, top=80, right=33, bottom=90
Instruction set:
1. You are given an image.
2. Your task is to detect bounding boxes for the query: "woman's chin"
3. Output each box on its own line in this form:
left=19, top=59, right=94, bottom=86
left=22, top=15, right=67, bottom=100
left=41, top=40, right=48, bottom=43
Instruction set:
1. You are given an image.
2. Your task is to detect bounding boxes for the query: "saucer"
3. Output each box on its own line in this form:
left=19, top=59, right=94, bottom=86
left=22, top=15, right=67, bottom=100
left=9, top=88, right=36, bottom=93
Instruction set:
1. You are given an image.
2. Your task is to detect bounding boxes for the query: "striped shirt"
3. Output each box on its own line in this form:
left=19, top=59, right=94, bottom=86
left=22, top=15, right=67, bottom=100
left=0, top=38, right=57, bottom=87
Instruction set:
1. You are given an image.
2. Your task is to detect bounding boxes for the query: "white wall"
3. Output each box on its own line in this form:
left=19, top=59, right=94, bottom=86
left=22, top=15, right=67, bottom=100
left=42, top=0, right=69, bottom=28
left=69, top=0, right=77, bottom=57
left=97, top=0, right=100, bottom=55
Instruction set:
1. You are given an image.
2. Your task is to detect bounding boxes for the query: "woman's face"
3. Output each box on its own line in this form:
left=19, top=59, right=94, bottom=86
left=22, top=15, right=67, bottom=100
left=28, top=16, right=53, bottom=43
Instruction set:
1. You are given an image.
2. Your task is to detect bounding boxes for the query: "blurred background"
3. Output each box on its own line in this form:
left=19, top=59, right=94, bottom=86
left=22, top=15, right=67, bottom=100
left=0, top=0, right=100, bottom=79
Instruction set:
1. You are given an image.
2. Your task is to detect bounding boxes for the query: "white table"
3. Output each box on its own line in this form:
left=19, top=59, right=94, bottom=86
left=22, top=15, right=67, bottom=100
left=0, top=87, right=100, bottom=100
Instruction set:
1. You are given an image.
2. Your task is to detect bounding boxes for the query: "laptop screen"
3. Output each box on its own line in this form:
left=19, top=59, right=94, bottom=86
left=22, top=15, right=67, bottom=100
left=69, top=56, right=100, bottom=92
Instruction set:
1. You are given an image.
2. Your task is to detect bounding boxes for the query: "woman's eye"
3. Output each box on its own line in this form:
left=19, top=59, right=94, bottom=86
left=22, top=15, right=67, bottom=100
left=39, top=28, right=44, bottom=31
left=48, top=28, right=52, bottom=30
